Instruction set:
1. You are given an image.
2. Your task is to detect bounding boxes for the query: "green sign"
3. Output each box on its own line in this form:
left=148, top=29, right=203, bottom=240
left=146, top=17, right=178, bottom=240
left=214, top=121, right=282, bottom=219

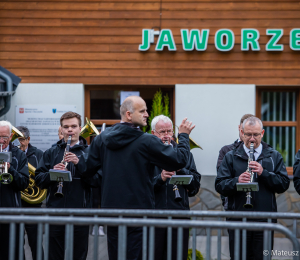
left=139, top=28, right=300, bottom=52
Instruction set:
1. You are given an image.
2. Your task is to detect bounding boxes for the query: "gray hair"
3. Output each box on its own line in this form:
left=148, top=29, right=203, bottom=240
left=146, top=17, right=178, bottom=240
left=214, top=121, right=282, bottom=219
left=242, top=116, right=263, bottom=131
left=0, top=121, right=12, bottom=133
left=16, top=126, right=30, bottom=138
left=120, top=98, right=134, bottom=117
left=151, top=115, right=173, bottom=131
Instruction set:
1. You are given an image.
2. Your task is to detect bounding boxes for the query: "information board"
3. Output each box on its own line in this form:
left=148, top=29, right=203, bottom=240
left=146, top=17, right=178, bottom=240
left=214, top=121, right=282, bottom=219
left=15, top=105, right=76, bottom=151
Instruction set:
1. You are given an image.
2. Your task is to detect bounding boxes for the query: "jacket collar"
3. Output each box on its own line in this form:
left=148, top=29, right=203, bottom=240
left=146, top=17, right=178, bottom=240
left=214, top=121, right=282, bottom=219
left=26, top=143, right=36, bottom=157
left=56, top=136, right=88, bottom=150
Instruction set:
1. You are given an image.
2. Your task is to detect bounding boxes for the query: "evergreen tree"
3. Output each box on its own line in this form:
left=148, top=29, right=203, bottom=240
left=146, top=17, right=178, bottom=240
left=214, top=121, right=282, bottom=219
left=143, top=89, right=170, bottom=133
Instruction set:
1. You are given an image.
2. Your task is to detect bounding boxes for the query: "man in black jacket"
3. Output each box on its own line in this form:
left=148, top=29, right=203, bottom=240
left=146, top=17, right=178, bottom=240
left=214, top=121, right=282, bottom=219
left=35, top=112, right=98, bottom=260
left=216, top=114, right=254, bottom=210
left=215, top=116, right=289, bottom=260
left=151, top=115, right=201, bottom=260
left=76, top=96, right=195, bottom=260
left=16, top=126, right=44, bottom=260
left=293, top=151, right=300, bottom=194
left=0, top=121, right=29, bottom=260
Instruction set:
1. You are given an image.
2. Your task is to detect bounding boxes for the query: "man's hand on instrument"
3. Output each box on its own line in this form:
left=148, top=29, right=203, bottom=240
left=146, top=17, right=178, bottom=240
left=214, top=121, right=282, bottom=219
left=161, top=170, right=175, bottom=182
left=238, top=172, right=251, bottom=183
left=178, top=118, right=195, bottom=135
left=64, top=152, right=79, bottom=165
left=54, top=163, right=66, bottom=171
left=6, top=162, right=10, bottom=170
left=249, top=161, right=263, bottom=175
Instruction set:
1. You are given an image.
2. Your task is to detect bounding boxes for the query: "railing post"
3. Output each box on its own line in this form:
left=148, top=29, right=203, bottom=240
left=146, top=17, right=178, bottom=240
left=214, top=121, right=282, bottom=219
left=118, top=224, right=127, bottom=260
left=18, top=222, right=24, bottom=260
left=36, top=223, right=43, bottom=260
left=143, top=216, right=148, bottom=260
left=177, top=227, right=183, bottom=260
left=234, top=229, right=240, bottom=260
left=93, top=215, right=99, bottom=260
left=192, top=217, right=196, bottom=260
left=9, top=222, right=16, bottom=260
left=217, top=217, right=221, bottom=260
left=206, top=228, right=211, bottom=260
left=267, top=218, right=272, bottom=254
left=242, top=217, right=246, bottom=260
left=167, top=216, right=172, bottom=260
left=148, top=226, right=155, bottom=260
left=263, top=230, right=269, bottom=260
left=44, top=216, right=49, bottom=260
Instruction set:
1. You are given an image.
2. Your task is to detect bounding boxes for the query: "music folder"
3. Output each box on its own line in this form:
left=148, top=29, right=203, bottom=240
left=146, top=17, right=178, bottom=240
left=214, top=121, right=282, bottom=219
left=49, top=169, right=72, bottom=182
left=169, top=175, right=193, bottom=185
left=236, top=182, right=259, bottom=192
left=0, top=152, right=12, bottom=163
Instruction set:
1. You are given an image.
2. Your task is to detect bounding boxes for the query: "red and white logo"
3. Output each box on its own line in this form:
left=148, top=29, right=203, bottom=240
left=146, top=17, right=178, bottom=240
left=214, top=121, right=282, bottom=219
left=19, top=108, right=24, bottom=114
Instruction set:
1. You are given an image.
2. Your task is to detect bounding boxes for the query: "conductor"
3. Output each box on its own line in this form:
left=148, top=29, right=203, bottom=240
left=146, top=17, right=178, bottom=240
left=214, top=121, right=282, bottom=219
left=76, top=96, right=195, bottom=260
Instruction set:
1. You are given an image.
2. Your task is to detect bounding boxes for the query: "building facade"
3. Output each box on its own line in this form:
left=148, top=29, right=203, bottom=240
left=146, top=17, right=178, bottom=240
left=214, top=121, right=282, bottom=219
left=0, top=0, right=299, bottom=175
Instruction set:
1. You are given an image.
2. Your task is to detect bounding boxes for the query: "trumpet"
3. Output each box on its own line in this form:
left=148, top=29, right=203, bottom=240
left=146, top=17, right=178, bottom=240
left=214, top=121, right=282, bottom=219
left=55, top=135, right=72, bottom=198
left=0, top=144, right=13, bottom=184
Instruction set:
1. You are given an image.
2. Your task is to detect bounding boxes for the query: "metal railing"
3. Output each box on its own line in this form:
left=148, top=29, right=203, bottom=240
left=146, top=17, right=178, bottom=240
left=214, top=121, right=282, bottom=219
left=0, top=209, right=299, bottom=260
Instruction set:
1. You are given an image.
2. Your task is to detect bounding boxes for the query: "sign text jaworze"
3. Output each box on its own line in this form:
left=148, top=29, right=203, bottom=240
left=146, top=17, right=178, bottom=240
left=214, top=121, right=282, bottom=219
left=139, top=29, right=300, bottom=51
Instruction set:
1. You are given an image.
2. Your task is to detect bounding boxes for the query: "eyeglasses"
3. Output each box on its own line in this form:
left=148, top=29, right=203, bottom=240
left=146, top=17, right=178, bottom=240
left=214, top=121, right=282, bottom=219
left=154, top=129, right=173, bottom=136
left=18, top=138, right=27, bottom=142
left=0, top=136, right=10, bottom=140
left=244, top=133, right=262, bottom=138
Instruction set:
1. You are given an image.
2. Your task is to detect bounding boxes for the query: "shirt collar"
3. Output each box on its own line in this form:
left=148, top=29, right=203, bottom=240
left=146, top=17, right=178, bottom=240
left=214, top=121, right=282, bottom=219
left=70, top=141, right=80, bottom=148
left=243, top=143, right=262, bottom=160
left=2, top=145, right=9, bottom=152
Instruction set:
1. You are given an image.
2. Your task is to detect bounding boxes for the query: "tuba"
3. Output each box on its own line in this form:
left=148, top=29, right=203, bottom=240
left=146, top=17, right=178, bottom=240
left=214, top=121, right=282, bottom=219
left=11, top=127, right=47, bottom=204
left=21, top=163, right=47, bottom=204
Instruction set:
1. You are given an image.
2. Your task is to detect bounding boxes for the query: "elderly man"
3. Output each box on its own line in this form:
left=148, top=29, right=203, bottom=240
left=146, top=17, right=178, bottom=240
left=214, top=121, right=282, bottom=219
left=36, top=112, right=98, bottom=260
left=216, top=114, right=254, bottom=211
left=215, top=116, right=290, bottom=260
left=151, top=115, right=201, bottom=260
left=77, top=96, right=195, bottom=260
left=16, top=126, right=44, bottom=260
left=0, top=121, right=29, bottom=260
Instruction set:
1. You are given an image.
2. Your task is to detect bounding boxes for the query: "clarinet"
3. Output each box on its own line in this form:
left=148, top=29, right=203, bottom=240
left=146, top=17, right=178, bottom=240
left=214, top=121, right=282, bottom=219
left=244, top=142, right=254, bottom=209
left=55, top=135, right=72, bottom=198
left=164, top=141, right=182, bottom=202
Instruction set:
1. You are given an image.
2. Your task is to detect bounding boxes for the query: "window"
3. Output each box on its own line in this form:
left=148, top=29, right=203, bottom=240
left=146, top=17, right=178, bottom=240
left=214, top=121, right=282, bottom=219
left=257, top=88, right=300, bottom=175
left=85, top=85, right=174, bottom=141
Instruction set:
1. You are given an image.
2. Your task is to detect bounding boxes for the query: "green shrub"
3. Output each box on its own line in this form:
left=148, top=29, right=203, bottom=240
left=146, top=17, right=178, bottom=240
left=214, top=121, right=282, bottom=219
left=187, top=249, right=204, bottom=260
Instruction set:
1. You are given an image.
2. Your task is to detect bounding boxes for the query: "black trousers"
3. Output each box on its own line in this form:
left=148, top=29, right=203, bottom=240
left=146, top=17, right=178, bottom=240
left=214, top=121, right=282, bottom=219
left=0, top=224, right=23, bottom=260
left=107, top=226, right=143, bottom=260
left=154, top=227, right=189, bottom=260
left=228, top=229, right=274, bottom=260
left=25, top=223, right=44, bottom=260
left=49, top=225, right=89, bottom=260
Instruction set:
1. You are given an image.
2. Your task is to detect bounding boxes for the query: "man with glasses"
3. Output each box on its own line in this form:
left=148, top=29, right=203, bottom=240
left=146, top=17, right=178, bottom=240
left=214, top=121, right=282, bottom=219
left=16, top=126, right=44, bottom=260
left=151, top=115, right=200, bottom=260
left=0, top=121, right=29, bottom=260
left=216, top=113, right=254, bottom=210
left=215, top=116, right=289, bottom=260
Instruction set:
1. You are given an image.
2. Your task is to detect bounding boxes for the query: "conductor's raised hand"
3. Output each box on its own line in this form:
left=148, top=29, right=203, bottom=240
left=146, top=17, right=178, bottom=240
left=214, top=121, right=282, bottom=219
left=178, top=118, right=195, bottom=135
left=64, top=152, right=79, bottom=165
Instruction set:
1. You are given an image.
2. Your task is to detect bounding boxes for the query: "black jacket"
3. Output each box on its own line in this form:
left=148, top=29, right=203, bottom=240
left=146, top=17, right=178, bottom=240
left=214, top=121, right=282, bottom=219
left=153, top=141, right=200, bottom=210
left=26, top=143, right=43, bottom=168
left=217, top=139, right=240, bottom=171
left=0, top=143, right=29, bottom=207
left=77, top=123, right=191, bottom=209
left=215, top=141, right=289, bottom=213
left=35, top=137, right=99, bottom=208
left=293, top=150, right=300, bottom=195
left=216, top=139, right=241, bottom=210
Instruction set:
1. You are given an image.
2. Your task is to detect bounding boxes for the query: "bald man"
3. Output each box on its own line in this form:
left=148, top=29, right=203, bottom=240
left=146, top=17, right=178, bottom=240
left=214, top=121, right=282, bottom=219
left=77, top=96, right=195, bottom=260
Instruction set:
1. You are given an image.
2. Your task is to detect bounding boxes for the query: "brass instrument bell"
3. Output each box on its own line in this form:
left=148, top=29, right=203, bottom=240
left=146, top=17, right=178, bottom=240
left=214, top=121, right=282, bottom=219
left=80, top=118, right=99, bottom=138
